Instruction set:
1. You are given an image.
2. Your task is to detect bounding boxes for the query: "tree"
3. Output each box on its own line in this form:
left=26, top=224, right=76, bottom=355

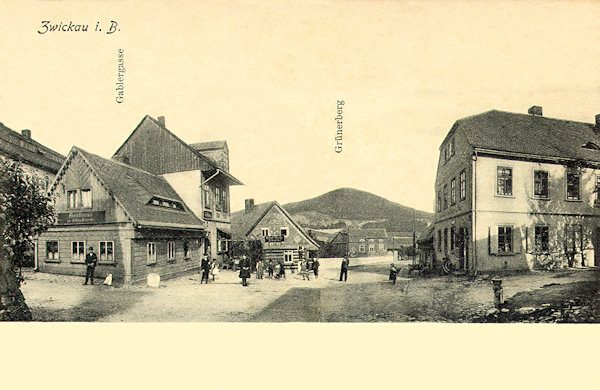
left=0, top=159, right=55, bottom=284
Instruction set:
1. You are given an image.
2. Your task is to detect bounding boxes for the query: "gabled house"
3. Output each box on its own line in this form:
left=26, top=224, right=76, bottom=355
left=112, top=115, right=243, bottom=261
left=386, top=231, right=414, bottom=260
left=36, top=147, right=205, bottom=284
left=0, top=122, right=65, bottom=187
left=329, top=228, right=388, bottom=257
left=231, top=199, right=319, bottom=264
left=433, top=107, right=600, bottom=272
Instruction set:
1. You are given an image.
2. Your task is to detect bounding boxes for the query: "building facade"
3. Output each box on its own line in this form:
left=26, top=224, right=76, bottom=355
left=231, top=199, right=319, bottom=264
left=36, top=147, right=205, bottom=284
left=329, top=228, right=388, bottom=257
left=112, top=115, right=242, bottom=262
left=433, top=107, right=600, bottom=272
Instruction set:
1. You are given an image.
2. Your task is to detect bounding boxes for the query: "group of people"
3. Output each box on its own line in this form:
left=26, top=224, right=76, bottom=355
left=200, top=255, right=220, bottom=284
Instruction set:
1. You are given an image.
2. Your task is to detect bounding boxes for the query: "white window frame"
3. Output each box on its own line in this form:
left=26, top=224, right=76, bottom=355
left=565, top=168, right=581, bottom=201
left=496, top=166, right=513, bottom=197
left=378, top=243, right=385, bottom=251
left=533, top=169, right=549, bottom=199
left=262, top=228, right=270, bottom=237
left=218, top=239, right=228, bottom=253
left=534, top=225, right=549, bottom=253
left=459, top=170, right=466, bottom=200
left=147, top=242, right=157, bottom=265
left=359, top=244, right=366, bottom=252
left=99, top=241, right=115, bottom=263
left=167, top=241, right=175, bottom=260
left=369, top=244, right=375, bottom=252
left=71, top=241, right=86, bottom=263
left=498, top=226, right=513, bottom=253
left=280, top=227, right=288, bottom=237
left=67, top=189, right=92, bottom=209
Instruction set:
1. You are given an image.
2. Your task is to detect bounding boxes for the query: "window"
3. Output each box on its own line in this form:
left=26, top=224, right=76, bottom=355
left=261, top=228, right=269, bottom=237
left=565, top=225, right=582, bottom=253
left=450, top=178, right=456, bottom=205
left=534, top=226, right=549, bottom=253
left=497, top=167, right=513, bottom=196
left=437, top=190, right=442, bottom=212
left=147, top=242, right=157, bottom=264
left=67, top=189, right=92, bottom=208
left=99, top=241, right=114, bottom=262
left=498, top=226, right=513, bottom=253
left=167, top=242, right=175, bottom=260
left=459, top=170, right=466, bottom=200
left=215, top=187, right=222, bottom=210
left=71, top=241, right=85, bottom=262
left=359, top=244, right=366, bottom=252
left=444, top=228, right=448, bottom=253
left=566, top=168, right=580, bottom=200
left=280, top=227, right=288, bottom=237
left=203, top=187, right=212, bottom=209
left=448, top=138, right=455, bottom=158
left=437, top=230, right=442, bottom=251
left=369, top=244, right=375, bottom=252
left=46, top=241, right=58, bottom=260
left=443, top=184, right=448, bottom=210
left=534, top=170, right=549, bottom=198
left=378, top=243, right=385, bottom=251
left=284, top=251, right=293, bottom=263
left=218, top=240, right=228, bottom=253
left=183, top=241, right=190, bottom=258
left=450, top=227, right=455, bottom=251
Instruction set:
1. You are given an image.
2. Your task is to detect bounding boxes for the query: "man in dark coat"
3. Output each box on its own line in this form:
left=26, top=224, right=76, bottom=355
left=312, top=257, right=320, bottom=279
left=83, top=246, right=97, bottom=285
left=200, top=255, right=210, bottom=284
left=339, top=255, right=349, bottom=282
left=239, top=255, right=251, bottom=286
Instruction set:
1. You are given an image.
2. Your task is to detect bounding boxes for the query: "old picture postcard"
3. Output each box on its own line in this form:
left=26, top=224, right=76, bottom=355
left=1, top=1, right=599, bottom=389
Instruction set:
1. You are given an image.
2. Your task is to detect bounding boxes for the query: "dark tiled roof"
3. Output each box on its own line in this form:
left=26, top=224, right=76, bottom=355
left=66, top=147, right=205, bottom=229
left=0, top=123, right=65, bottom=173
left=455, top=110, right=600, bottom=162
left=230, top=202, right=277, bottom=240
left=347, top=228, right=388, bottom=241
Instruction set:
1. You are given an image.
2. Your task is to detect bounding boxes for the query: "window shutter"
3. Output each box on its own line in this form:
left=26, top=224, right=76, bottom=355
left=525, top=226, right=531, bottom=253
left=513, top=226, right=522, bottom=254
left=489, top=226, right=499, bottom=254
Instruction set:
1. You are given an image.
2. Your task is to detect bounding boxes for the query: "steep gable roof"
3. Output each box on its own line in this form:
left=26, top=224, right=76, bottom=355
left=52, top=147, right=205, bottom=230
left=347, top=228, right=388, bottom=241
left=0, top=122, right=65, bottom=173
left=452, top=110, right=600, bottom=163
left=231, top=201, right=319, bottom=248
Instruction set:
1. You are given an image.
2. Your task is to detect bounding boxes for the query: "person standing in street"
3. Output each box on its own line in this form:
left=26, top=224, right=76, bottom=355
left=313, top=257, right=320, bottom=279
left=83, top=246, right=97, bottom=285
left=267, top=260, right=274, bottom=278
left=389, top=263, right=398, bottom=285
left=339, top=255, right=349, bottom=282
left=200, top=254, right=210, bottom=284
left=256, top=259, right=264, bottom=279
left=239, top=255, right=251, bottom=286
left=211, top=258, right=220, bottom=281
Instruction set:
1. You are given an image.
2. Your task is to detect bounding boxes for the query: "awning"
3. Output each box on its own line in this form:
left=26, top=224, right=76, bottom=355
left=202, top=168, right=243, bottom=186
left=217, top=227, right=231, bottom=239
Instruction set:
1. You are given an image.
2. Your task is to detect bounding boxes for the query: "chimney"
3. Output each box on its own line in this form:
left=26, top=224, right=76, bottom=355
left=245, top=199, right=255, bottom=213
left=528, top=106, right=543, bottom=116
left=157, top=116, right=165, bottom=126
left=595, top=114, right=600, bottom=133
left=21, top=129, right=32, bottom=139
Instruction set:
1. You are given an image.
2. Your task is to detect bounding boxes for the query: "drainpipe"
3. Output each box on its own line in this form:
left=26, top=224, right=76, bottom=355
left=472, top=151, right=478, bottom=275
left=200, top=169, right=221, bottom=186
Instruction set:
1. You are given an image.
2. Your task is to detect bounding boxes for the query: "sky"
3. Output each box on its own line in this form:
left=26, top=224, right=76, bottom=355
left=1, top=0, right=599, bottom=213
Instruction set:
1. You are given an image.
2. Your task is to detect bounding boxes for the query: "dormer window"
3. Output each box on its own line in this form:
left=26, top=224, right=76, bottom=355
left=148, top=197, right=184, bottom=211
left=582, top=142, right=600, bottom=150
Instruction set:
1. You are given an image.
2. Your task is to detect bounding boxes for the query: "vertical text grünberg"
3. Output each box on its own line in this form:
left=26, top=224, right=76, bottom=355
left=335, top=100, right=344, bottom=153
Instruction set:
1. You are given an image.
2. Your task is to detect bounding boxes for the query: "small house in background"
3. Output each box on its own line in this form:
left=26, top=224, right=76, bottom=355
left=386, top=231, right=414, bottom=261
left=231, top=199, right=319, bottom=265
left=0, top=122, right=65, bottom=188
left=36, top=147, right=205, bottom=284
left=329, top=228, right=388, bottom=257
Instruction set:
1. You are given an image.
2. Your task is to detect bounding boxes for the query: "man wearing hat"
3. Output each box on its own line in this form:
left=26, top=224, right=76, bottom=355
left=84, top=246, right=98, bottom=285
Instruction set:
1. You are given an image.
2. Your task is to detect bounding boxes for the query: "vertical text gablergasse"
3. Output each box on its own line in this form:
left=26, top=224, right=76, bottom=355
left=115, top=49, right=125, bottom=103
left=335, top=100, right=344, bottom=153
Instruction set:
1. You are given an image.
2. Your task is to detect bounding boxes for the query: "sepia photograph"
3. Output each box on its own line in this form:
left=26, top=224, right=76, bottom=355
left=1, top=1, right=599, bottom=389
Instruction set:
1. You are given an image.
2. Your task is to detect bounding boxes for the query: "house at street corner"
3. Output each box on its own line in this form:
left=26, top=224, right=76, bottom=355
left=433, top=106, right=600, bottom=273
left=231, top=199, right=319, bottom=264
left=329, top=228, right=388, bottom=257
left=36, top=147, right=206, bottom=284
left=111, top=115, right=243, bottom=262
left=0, top=122, right=65, bottom=187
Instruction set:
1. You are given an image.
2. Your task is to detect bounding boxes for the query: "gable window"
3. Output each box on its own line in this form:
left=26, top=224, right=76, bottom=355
left=498, top=226, right=513, bottom=253
left=534, top=226, right=549, bottom=253
left=46, top=241, right=59, bottom=261
left=261, top=228, right=270, bottom=237
left=99, top=241, right=114, bottom=263
left=280, top=227, right=288, bottom=237
left=443, top=184, right=448, bottom=210
left=566, top=168, right=580, bottom=200
left=497, top=167, right=513, bottom=196
left=71, top=241, right=85, bottom=262
left=147, top=242, right=157, bottom=265
left=534, top=170, right=549, bottom=199
left=67, top=189, right=92, bottom=208
left=167, top=242, right=175, bottom=260
left=459, top=170, right=466, bottom=200
left=183, top=241, right=190, bottom=259
left=450, top=178, right=456, bottom=205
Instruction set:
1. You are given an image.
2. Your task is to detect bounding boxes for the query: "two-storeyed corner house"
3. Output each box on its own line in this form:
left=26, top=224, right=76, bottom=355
left=434, top=106, right=600, bottom=272
left=36, top=115, right=242, bottom=284
left=231, top=199, right=319, bottom=264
